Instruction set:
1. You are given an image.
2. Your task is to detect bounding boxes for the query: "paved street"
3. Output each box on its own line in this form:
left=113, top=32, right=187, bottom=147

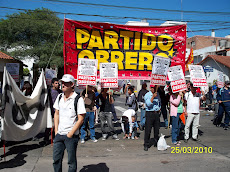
left=0, top=94, right=230, bottom=172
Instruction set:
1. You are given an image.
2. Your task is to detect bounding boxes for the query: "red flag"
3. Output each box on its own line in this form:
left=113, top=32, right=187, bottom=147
left=185, top=48, right=194, bottom=71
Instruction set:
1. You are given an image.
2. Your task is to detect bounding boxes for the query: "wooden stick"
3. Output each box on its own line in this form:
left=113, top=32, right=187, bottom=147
left=206, top=100, right=230, bottom=106
left=155, top=85, right=159, bottom=92
left=109, top=87, right=111, bottom=99
left=86, top=85, right=88, bottom=95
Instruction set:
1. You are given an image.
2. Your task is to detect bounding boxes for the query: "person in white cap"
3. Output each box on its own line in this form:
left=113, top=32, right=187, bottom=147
left=53, top=74, right=86, bottom=172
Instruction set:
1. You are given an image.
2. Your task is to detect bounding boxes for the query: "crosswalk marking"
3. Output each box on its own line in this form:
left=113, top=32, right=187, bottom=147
left=114, top=106, right=127, bottom=113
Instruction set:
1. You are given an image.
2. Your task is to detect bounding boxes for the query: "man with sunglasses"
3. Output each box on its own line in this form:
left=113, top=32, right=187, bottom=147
left=53, top=74, right=86, bottom=172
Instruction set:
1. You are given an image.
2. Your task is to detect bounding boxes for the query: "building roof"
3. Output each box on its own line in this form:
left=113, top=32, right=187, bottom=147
left=188, top=35, right=230, bottom=40
left=198, top=55, right=230, bottom=69
left=0, top=51, right=15, bottom=60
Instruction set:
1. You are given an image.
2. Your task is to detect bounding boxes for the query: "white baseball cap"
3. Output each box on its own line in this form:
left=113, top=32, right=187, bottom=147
left=61, top=74, right=75, bottom=83
left=127, top=82, right=131, bottom=85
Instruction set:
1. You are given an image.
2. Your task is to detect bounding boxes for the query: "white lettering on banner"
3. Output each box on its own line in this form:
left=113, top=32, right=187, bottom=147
left=171, top=79, right=185, bottom=86
left=172, top=84, right=186, bottom=90
left=78, top=75, right=96, bottom=80
left=101, top=78, right=117, bottom=82
left=78, top=80, right=96, bottom=85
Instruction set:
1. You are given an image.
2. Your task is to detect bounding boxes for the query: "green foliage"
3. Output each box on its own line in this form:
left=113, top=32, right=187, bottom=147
left=23, top=68, right=30, bottom=76
left=0, top=8, right=63, bottom=68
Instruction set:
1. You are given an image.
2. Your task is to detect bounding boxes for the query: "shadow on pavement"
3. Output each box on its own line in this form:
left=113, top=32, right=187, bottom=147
left=0, top=143, right=45, bottom=170
left=79, top=163, right=109, bottom=172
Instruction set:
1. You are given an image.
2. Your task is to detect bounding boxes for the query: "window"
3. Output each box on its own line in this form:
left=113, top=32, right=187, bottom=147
left=191, top=41, right=195, bottom=47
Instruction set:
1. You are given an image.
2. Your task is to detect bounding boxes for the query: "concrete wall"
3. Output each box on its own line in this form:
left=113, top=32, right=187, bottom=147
left=201, top=59, right=230, bottom=84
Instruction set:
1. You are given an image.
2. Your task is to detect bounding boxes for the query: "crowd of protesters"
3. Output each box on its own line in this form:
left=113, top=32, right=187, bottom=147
left=1, top=73, right=229, bottom=171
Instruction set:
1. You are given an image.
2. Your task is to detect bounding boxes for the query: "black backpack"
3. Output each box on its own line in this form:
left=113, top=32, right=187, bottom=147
left=58, top=93, right=81, bottom=116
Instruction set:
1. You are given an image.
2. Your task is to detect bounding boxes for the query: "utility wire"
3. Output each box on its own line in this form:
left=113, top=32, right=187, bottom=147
left=40, top=0, right=230, bottom=16
left=1, top=6, right=230, bottom=25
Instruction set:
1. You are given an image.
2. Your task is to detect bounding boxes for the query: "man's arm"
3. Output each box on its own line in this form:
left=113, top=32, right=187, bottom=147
left=109, top=92, right=114, bottom=104
left=150, top=92, right=158, bottom=103
left=67, top=113, right=85, bottom=138
left=54, top=109, right=59, bottom=135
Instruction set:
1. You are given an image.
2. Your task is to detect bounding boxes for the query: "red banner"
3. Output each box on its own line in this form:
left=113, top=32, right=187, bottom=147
left=64, top=19, right=186, bottom=80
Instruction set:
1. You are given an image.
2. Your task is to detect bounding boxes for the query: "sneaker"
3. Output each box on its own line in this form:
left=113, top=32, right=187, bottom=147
left=144, top=146, right=148, bottom=151
left=102, top=134, right=108, bottom=141
left=112, top=134, right=119, bottom=140
left=131, top=136, right=135, bottom=140
left=80, top=139, right=85, bottom=144
left=91, top=138, right=98, bottom=143
left=192, top=138, right=201, bottom=142
left=224, top=127, right=228, bottom=130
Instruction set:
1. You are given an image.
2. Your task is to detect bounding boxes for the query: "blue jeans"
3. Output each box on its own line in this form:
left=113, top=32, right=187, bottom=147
left=53, top=133, right=79, bottom=172
left=80, top=112, right=96, bottom=140
left=140, top=108, right=146, bottom=127
left=223, top=105, right=230, bottom=127
left=171, top=113, right=181, bottom=143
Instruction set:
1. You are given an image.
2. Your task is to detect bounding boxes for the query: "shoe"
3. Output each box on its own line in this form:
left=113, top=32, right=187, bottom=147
left=131, top=136, right=134, bottom=140
left=91, top=138, right=98, bottom=143
left=80, top=139, right=85, bottom=144
left=173, top=142, right=180, bottom=146
left=192, top=138, right=201, bottom=142
left=224, top=127, right=228, bottom=130
left=112, top=134, right=119, bottom=140
left=184, top=139, right=188, bottom=143
left=102, top=134, right=108, bottom=141
left=144, top=147, right=148, bottom=151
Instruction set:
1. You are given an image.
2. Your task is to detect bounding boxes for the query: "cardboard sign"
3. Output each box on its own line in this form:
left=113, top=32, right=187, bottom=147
left=150, top=56, right=170, bottom=86
left=188, top=65, right=208, bottom=87
left=45, top=69, right=57, bottom=86
left=77, top=58, right=98, bottom=86
left=168, top=65, right=187, bottom=93
left=217, top=71, right=224, bottom=88
left=100, top=63, right=118, bottom=88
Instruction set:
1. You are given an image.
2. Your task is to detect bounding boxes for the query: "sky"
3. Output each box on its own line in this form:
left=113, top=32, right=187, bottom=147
left=0, top=0, right=230, bottom=38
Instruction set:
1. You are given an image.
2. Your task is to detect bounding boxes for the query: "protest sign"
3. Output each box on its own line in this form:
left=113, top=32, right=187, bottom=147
left=63, top=19, right=186, bottom=80
left=45, top=68, right=57, bottom=86
left=188, top=65, right=208, bottom=87
left=150, top=56, right=170, bottom=86
left=217, top=71, right=224, bottom=88
left=100, top=63, right=118, bottom=88
left=168, top=65, right=187, bottom=93
left=6, top=63, right=20, bottom=82
left=77, top=58, right=98, bottom=85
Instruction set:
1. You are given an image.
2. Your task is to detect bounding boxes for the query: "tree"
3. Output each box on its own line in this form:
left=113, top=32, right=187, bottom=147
left=0, top=8, right=64, bottom=69
left=23, top=68, right=30, bottom=76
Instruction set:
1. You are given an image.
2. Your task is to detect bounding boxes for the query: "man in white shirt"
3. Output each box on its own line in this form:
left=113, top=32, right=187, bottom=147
left=53, top=74, right=86, bottom=172
left=184, top=83, right=206, bottom=143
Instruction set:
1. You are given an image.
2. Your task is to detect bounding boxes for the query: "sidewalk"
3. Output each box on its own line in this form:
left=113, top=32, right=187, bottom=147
left=1, top=110, right=230, bottom=172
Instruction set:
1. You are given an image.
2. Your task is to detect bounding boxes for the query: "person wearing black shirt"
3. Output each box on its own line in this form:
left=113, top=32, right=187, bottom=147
left=98, top=88, right=119, bottom=140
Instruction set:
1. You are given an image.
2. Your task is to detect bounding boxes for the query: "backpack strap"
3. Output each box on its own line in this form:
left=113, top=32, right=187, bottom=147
left=58, top=93, right=63, bottom=104
left=58, top=93, right=81, bottom=114
left=74, top=94, right=81, bottom=114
